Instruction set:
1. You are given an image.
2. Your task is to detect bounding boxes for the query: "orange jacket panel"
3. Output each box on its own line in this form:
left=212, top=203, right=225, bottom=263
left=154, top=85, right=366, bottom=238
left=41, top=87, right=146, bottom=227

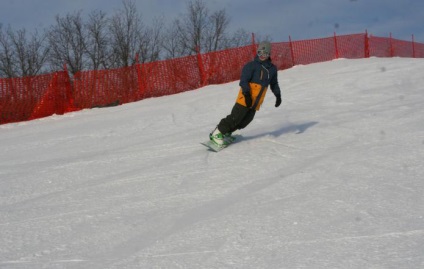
left=235, top=82, right=268, bottom=111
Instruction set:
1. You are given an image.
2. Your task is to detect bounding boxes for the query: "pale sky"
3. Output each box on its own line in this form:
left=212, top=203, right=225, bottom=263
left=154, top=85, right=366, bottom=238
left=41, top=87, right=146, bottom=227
left=1, top=0, right=423, bottom=43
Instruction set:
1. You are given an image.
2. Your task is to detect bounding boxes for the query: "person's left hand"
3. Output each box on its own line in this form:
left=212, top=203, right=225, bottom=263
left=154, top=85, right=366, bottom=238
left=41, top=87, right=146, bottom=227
left=275, top=95, right=282, bottom=107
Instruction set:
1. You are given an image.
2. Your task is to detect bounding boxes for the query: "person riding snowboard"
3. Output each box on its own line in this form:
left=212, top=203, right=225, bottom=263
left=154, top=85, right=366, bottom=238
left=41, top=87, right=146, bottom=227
left=210, top=41, right=282, bottom=146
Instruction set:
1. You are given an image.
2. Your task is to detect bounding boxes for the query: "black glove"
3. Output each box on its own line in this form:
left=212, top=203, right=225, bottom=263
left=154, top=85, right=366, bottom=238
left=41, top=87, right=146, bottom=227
left=244, top=93, right=252, bottom=108
left=275, top=95, right=282, bottom=107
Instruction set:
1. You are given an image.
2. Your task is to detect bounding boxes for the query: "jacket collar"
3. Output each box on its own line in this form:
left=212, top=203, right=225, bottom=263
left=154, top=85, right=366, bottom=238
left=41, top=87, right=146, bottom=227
left=254, top=55, right=272, bottom=67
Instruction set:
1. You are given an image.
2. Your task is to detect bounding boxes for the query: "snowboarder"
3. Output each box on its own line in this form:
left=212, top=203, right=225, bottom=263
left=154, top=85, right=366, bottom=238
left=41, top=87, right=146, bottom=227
left=210, top=41, right=282, bottom=146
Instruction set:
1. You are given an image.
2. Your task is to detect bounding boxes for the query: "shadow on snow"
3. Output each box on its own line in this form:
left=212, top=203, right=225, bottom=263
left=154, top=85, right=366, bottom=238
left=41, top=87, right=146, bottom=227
left=239, top=121, right=318, bottom=142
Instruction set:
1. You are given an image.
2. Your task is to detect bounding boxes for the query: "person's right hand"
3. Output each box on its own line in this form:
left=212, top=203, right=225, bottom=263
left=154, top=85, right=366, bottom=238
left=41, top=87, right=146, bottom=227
left=244, top=93, right=252, bottom=107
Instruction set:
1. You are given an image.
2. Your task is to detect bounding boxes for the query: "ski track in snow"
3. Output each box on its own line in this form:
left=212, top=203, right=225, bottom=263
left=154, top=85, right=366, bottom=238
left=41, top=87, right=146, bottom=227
left=1, top=58, right=424, bottom=268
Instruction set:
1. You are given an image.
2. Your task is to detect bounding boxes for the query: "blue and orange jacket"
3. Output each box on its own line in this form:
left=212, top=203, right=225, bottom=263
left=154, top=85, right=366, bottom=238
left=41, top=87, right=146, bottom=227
left=236, top=56, right=280, bottom=111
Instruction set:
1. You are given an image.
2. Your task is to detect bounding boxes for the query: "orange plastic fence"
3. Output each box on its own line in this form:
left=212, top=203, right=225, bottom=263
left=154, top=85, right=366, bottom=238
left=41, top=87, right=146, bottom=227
left=1, top=32, right=423, bottom=124
left=140, top=55, right=202, bottom=98
left=0, top=72, right=72, bottom=124
left=73, top=66, right=139, bottom=108
left=201, top=45, right=253, bottom=85
left=29, top=71, right=74, bottom=120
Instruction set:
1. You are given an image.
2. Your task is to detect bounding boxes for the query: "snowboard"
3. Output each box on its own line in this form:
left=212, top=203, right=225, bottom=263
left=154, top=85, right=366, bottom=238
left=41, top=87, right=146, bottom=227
left=201, top=135, right=238, bottom=152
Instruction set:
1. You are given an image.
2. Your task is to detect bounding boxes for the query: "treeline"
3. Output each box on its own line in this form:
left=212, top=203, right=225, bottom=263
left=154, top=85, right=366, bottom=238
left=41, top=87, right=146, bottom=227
left=0, top=0, right=270, bottom=78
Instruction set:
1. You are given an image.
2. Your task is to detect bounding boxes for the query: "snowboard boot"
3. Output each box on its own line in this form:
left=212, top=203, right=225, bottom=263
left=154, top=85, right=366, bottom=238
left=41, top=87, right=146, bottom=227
left=223, top=132, right=235, bottom=144
left=210, top=128, right=225, bottom=146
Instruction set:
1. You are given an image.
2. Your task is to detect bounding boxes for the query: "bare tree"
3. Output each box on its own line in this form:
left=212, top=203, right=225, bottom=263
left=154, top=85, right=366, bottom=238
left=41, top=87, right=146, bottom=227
left=9, top=28, right=49, bottom=77
left=24, top=30, right=50, bottom=76
left=8, top=29, right=26, bottom=76
left=204, top=9, right=229, bottom=52
left=227, top=28, right=252, bottom=48
left=85, top=10, right=111, bottom=70
left=0, top=25, right=49, bottom=78
left=136, top=16, right=164, bottom=63
left=165, top=0, right=233, bottom=56
left=166, top=18, right=191, bottom=57
left=48, top=11, right=87, bottom=75
left=174, top=0, right=210, bottom=55
left=162, top=22, right=184, bottom=59
left=2, top=0, right=254, bottom=77
left=109, top=0, right=144, bottom=67
left=0, top=25, right=16, bottom=78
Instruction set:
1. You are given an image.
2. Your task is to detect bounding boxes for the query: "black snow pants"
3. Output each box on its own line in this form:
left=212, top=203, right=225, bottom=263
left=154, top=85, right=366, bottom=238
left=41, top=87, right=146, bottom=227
left=217, top=103, right=256, bottom=134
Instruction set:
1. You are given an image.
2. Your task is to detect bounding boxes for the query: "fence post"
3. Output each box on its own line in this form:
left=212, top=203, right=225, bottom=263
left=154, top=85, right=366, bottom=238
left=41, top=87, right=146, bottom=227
left=412, top=34, right=416, bottom=58
left=53, top=72, right=63, bottom=114
left=54, top=72, right=62, bottom=115
left=62, top=64, right=75, bottom=113
left=196, top=46, right=206, bottom=86
left=289, top=35, right=295, bottom=66
left=62, top=63, right=74, bottom=110
left=135, top=54, right=145, bottom=98
left=333, top=32, right=339, bottom=59
left=389, top=33, right=394, bottom=57
left=364, top=30, right=370, bottom=58
left=29, top=72, right=59, bottom=120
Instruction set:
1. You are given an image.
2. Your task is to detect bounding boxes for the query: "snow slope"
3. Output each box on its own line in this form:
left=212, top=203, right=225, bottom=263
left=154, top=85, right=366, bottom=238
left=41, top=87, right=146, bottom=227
left=1, top=58, right=424, bottom=269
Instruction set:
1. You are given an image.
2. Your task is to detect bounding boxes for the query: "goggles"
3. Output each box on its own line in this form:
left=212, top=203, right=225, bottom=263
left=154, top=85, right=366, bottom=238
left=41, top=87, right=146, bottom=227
left=258, top=50, right=269, bottom=57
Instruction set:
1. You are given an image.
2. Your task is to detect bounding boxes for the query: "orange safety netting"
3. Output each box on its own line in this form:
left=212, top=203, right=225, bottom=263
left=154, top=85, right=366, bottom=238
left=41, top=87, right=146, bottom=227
left=1, top=32, right=423, bottom=124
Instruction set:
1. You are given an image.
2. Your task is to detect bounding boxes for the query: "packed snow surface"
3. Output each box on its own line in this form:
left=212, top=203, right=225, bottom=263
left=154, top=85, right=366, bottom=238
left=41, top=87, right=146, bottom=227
left=1, top=58, right=424, bottom=268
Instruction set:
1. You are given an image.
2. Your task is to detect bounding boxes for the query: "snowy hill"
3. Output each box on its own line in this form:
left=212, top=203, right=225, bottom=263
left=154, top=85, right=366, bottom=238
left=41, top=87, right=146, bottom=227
left=1, top=58, right=424, bottom=269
